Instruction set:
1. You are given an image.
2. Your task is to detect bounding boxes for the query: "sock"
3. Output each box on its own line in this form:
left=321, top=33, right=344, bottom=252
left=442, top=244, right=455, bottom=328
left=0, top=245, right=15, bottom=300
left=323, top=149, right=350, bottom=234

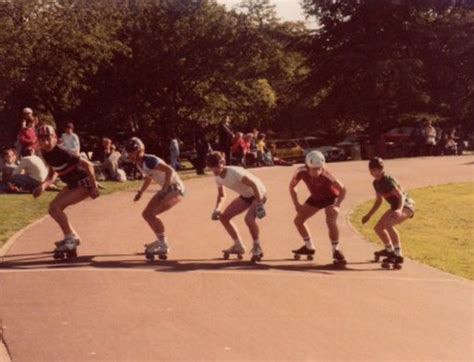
left=331, top=241, right=340, bottom=252
left=303, top=236, right=315, bottom=250
left=157, top=233, right=168, bottom=246
left=234, top=239, right=244, bottom=248
left=253, top=239, right=260, bottom=246
left=65, top=232, right=76, bottom=240
left=385, top=244, right=394, bottom=252
left=394, top=246, right=402, bottom=257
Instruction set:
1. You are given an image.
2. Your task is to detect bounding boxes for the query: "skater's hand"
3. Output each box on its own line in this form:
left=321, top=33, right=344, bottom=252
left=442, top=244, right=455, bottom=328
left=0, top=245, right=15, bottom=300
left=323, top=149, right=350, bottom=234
left=32, top=184, right=45, bottom=198
left=89, top=186, right=100, bottom=199
left=211, top=209, right=221, bottom=221
left=134, top=190, right=143, bottom=202
left=256, top=202, right=266, bottom=219
left=361, top=214, right=370, bottom=224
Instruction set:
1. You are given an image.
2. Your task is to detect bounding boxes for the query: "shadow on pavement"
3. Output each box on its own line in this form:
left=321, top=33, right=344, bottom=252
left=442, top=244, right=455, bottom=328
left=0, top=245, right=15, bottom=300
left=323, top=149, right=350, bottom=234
left=0, top=252, right=382, bottom=275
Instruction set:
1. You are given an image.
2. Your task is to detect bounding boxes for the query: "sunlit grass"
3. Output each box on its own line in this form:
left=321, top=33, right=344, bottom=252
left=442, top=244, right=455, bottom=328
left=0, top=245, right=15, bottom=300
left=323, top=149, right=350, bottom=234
left=351, top=183, right=474, bottom=279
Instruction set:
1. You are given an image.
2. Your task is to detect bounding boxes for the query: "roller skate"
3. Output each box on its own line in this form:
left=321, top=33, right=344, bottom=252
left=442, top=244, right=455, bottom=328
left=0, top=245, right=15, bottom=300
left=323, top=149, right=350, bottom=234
left=292, top=245, right=315, bottom=261
left=250, top=244, right=264, bottom=263
left=222, top=244, right=245, bottom=260
left=373, top=248, right=393, bottom=262
left=53, top=238, right=79, bottom=260
left=381, top=254, right=404, bottom=270
left=54, top=238, right=81, bottom=247
left=144, top=241, right=168, bottom=261
left=332, top=250, right=347, bottom=268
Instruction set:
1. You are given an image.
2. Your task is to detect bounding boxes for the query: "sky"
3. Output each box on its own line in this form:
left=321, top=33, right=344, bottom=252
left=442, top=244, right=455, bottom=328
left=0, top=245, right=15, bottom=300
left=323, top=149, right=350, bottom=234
left=216, top=0, right=312, bottom=24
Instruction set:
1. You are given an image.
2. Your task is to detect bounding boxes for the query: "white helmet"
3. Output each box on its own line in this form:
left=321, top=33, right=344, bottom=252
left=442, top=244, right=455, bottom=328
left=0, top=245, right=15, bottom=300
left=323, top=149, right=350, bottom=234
left=305, top=150, right=325, bottom=168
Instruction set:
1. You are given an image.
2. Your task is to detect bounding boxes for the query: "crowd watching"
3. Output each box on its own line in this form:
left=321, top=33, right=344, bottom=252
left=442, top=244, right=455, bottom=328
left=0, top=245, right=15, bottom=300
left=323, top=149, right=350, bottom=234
left=0, top=109, right=467, bottom=194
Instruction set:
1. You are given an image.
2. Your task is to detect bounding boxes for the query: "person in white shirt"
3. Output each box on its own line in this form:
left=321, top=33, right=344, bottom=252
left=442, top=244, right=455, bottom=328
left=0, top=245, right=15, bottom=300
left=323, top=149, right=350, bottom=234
left=10, top=148, right=48, bottom=192
left=125, top=137, right=185, bottom=260
left=60, top=122, right=80, bottom=155
left=206, top=151, right=267, bottom=262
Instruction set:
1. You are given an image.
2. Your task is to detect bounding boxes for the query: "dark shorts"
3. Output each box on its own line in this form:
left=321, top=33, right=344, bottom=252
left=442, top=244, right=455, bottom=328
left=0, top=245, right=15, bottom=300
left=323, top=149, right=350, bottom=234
left=67, top=177, right=94, bottom=190
left=305, top=197, right=336, bottom=209
left=239, top=195, right=267, bottom=205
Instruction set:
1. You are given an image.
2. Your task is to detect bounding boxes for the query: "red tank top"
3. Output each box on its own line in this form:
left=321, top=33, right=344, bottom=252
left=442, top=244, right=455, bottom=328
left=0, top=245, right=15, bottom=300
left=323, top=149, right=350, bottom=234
left=294, top=167, right=339, bottom=200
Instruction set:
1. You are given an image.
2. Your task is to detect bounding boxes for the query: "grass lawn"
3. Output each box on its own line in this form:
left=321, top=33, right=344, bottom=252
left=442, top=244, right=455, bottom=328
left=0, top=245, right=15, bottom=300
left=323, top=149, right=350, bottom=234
left=0, top=170, right=206, bottom=248
left=351, top=182, right=474, bottom=280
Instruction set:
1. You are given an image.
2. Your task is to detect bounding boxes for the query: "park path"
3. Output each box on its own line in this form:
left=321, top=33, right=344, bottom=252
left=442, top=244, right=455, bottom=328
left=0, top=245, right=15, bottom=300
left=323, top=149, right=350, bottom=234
left=0, top=156, right=473, bottom=361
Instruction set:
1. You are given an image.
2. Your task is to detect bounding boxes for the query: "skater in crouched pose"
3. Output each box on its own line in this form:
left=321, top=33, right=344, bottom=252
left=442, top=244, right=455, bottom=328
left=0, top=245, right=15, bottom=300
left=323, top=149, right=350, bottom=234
left=33, top=125, right=99, bottom=259
left=206, top=151, right=267, bottom=262
left=362, top=157, right=415, bottom=269
left=126, top=137, right=185, bottom=261
left=289, top=151, right=347, bottom=266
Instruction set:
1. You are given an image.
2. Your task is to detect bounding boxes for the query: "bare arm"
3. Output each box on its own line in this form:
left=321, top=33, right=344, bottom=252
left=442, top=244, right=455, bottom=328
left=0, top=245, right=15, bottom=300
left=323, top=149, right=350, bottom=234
left=215, top=186, right=225, bottom=211
left=289, top=176, right=301, bottom=208
left=333, top=179, right=346, bottom=207
left=33, top=167, right=57, bottom=198
left=362, top=193, right=383, bottom=223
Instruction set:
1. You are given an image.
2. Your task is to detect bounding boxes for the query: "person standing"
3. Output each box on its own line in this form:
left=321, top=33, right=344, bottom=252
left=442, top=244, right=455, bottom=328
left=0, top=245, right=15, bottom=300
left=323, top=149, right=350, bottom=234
left=218, top=115, right=234, bottom=165
left=195, top=120, right=211, bottom=175
left=169, top=134, right=181, bottom=170
left=61, top=122, right=80, bottom=155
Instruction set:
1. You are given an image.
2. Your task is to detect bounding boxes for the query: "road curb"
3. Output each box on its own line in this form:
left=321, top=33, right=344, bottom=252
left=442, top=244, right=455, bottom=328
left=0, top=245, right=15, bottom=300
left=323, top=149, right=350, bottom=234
left=0, top=215, right=49, bottom=262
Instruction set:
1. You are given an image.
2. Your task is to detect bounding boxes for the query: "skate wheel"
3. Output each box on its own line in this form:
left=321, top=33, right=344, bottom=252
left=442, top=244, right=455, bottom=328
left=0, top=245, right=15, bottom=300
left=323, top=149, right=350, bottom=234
left=250, top=256, right=258, bottom=263
left=66, top=250, right=77, bottom=258
left=145, top=253, right=155, bottom=261
left=237, top=254, right=243, bottom=260
left=393, top=263, right=402, bottom=270
left=294, top=254, right=301, bottom=260
left=381, top=262, right=391, bottom=269
left=159, top=254, right=167, bottom=260
left=374, top=255, right=380, bottom=262
left=53, top=251, right=65, bottom=260
left=223, top=253, right=229, bottom=260
left=307, top=255, right=313, bottom=261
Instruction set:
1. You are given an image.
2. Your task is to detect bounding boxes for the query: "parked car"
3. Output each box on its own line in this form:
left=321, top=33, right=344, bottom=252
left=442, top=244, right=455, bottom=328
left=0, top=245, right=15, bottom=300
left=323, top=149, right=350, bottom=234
left=336, top=133, right=371, bottom=159
left=268, top=139, right=304, bottom=162
left=382, top=126, right=417, bottom=158
left=295, top=137, right=345, bottom=162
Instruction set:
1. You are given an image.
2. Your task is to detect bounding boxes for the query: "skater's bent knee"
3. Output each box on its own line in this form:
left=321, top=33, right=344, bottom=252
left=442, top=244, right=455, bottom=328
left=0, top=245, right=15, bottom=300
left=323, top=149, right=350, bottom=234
left=142, top=208, right=154, bottom=220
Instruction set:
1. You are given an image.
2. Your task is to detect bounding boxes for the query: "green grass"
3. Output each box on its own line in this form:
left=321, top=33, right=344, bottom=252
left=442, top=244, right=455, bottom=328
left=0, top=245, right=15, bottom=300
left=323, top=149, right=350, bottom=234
left=351, top=183, right=474, bottom=280
left=0, top=171, right=207, bottom=248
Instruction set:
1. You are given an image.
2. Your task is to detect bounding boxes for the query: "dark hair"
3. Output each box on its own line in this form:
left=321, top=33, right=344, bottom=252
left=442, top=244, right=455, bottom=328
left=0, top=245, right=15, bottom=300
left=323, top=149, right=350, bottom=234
left=2, top=148, right=15, bottom=159
left=368, top=157, right=384, bottom=169
left=206, top=151, right=225, bottom=167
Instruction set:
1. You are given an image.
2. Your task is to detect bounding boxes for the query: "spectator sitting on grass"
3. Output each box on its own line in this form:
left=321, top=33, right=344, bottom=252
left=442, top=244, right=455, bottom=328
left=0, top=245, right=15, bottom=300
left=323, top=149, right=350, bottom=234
left=0, top=148, right=19, bottom=192
left=91, top=137, right=122, bottom=181
left=256, top=133, right=273, bottom=166
left=8, top=148, right=48, bottom=193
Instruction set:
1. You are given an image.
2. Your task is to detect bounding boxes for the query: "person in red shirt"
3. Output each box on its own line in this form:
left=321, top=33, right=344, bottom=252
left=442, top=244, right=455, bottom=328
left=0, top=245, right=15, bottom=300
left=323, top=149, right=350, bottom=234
left=18, top=116, right=38, bottom=155
left=289, top=151, right=347, bottom=266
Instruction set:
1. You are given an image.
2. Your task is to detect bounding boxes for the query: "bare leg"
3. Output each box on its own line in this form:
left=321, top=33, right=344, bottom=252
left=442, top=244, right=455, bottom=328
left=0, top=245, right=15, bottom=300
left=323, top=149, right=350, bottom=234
left=294, top=203, right=320, bottom=240
left=325, top=205, right=340, bottom=242
left=220, top=197, right=250, bottom=244
left=142, top=190, right=183, bottom=235
left=48, top=187, right=90, bottom=236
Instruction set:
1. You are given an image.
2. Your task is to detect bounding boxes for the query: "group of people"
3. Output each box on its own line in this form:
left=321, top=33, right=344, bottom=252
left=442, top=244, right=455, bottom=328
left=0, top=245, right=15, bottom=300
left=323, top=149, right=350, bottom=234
left=0, top=108, right=137, bottom=194
left=21, top=121, right=414, bottom=267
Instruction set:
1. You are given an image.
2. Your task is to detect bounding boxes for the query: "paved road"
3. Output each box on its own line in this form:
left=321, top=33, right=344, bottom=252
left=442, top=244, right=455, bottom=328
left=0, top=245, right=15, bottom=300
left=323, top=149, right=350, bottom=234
left=0, top=156, right=473, bottom=361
